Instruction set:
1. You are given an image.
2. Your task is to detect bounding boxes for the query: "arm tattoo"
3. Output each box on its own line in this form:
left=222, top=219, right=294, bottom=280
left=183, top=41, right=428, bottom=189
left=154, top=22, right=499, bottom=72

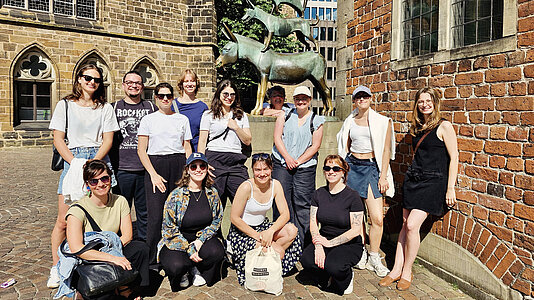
left=310, top=206, right=319, bottom=238
left=327, top=212, right=364, bottom=247
left=351, top=212, right=363, bottom=226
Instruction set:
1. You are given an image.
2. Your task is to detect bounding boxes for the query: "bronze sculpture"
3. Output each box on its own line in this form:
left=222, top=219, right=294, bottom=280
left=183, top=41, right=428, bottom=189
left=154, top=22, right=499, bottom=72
left=242, top=0, right=319, bottom=52
left=216, top=23, right=332, bottom=115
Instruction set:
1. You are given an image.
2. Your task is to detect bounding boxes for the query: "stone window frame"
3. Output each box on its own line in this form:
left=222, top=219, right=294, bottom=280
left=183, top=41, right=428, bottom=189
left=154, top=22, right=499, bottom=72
left=13, top=50, right=57, bottom=129
left=132, top=60, right=161, bottom=105
left=390, top=0, right=517, bottom=70
left=2, top=0, right=98, bottom=20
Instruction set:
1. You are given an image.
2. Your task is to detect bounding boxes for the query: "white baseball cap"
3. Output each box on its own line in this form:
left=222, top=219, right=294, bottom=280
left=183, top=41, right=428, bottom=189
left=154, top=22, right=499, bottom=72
left=292, top=86, right=312, bottom=97
left=352, top=86, right=372, bottom=98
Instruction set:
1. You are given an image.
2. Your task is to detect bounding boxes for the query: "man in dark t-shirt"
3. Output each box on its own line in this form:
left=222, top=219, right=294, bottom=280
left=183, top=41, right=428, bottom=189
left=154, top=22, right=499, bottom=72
left=112, top=71, right=157, bottom=241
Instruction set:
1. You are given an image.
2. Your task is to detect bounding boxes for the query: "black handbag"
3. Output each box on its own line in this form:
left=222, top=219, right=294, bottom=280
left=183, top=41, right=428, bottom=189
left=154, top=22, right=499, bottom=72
left=61, top=204, right=138, bottom=297
left=51, top=100, right=69, bottom=171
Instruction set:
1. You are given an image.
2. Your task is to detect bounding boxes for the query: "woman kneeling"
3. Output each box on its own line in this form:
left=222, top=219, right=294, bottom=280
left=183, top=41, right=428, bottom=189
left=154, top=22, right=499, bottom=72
left=158, top=153, right=225, bottom=290
left=229, top=153, right=302, bottom=286
left=299, top=155, right=364, bottom=295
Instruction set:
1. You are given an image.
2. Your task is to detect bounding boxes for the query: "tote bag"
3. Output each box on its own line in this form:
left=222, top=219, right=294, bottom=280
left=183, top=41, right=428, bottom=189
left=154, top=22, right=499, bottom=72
left=244, top=247, right=283, bottom=295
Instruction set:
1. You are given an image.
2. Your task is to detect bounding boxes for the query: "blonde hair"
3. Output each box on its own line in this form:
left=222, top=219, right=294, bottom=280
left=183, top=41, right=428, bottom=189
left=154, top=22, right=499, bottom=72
left=410, top=87, right=442, bottom=135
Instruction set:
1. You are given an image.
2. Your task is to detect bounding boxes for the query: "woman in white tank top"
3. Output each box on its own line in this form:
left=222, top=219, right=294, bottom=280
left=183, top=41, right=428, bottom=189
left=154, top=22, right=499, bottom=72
left=228, top=153, right=302, bottom=286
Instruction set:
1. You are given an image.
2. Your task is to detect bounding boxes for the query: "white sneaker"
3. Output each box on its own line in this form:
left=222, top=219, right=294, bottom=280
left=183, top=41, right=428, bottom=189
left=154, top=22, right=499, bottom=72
left=191, top=266, right=206, bottom=286
left=354, top=248, right=367, bottom=269
left=47, top=265, right=60, bottom=289
left=179, top=273, right=190, bottom=288
left=344, top=271, right=354, bottom=295
left=366, top=253, right=390, bottom=277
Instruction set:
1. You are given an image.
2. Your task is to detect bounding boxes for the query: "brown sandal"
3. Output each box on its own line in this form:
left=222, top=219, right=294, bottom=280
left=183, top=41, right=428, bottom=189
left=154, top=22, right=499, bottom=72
left=378, top=274, right=400, bottom=287
left=396, top=274, right=414, bottom=291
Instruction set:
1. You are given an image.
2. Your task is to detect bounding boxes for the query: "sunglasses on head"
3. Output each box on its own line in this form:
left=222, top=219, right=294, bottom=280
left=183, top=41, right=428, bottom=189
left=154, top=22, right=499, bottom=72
left=87, top=175, right=111, bottom=186
left=252, top=153, right=270, bottom=161
left=189, top=163, right=207, bottom=171
left=81, top=74, right=103, bottom=84
left=323, top=166, right=344, bottom=172
left=155, top=93, right=173, bottom=100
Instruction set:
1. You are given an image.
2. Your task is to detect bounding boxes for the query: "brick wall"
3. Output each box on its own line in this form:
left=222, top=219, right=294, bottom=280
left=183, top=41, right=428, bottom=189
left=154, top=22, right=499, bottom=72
left=343, top=0, right=534, bottom=297
left=0, top=0, right=217, bottom=143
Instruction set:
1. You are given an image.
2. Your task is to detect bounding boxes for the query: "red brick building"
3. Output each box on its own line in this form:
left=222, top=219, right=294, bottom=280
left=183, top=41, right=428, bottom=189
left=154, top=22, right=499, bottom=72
left=337, top=0, right=533, bottom=298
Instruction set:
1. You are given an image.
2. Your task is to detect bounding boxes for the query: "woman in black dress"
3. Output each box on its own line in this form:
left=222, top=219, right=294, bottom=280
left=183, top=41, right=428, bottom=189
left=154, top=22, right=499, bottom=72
left=299, top=155, right=364, bottom=295
left=379, top=87, right=458, bottom=290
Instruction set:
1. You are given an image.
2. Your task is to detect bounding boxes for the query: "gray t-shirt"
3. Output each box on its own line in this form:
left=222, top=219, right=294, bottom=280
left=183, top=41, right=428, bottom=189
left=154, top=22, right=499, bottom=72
left=114, top=99, right=157, bottom=171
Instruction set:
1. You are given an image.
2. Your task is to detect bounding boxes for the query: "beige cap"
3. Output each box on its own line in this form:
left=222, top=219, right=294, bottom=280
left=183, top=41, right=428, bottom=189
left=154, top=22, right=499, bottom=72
left=292, top=86, right=312, bottom=97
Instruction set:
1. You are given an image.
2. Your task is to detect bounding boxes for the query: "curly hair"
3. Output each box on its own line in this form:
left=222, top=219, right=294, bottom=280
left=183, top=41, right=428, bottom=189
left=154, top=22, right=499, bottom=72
left=410, top=87, right=442, bottom=136
left=323, top=154, right=350, bottom=183
left=66, top=64, right=106, bottom=108
left=177, top=69, right=200, bottom=96
left=209, top=79, right=244, bottom=120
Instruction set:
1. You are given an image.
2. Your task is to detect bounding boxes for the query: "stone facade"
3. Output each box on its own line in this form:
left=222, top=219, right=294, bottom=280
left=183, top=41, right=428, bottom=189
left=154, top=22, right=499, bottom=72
left=337, top=0, right=534, bottom=297
left=0, top=0, right=217, bottom=147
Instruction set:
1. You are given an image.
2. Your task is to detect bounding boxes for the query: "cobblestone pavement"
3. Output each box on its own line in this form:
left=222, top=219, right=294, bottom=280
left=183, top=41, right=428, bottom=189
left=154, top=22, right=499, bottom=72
left=0, top=147, right=473, bottom=300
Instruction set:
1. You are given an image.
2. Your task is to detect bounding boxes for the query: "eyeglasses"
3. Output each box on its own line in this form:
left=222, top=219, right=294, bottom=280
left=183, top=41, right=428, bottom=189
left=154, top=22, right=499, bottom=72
left=252, top=153, right=270, bottom=161
left=222, top=92, right=236, bottom=99
left=189, top=163, right=207, bottom=171
left=124, top=80, right=143, bottom=86
left=294, top=96, right=310, bottom=102
left=81, top=75, right=103, bottom=84
left=87, top=175, right=111, bottom=186
left=323, top=166, right=344, bottom=172
left=155, top=93, right=173, bottom=100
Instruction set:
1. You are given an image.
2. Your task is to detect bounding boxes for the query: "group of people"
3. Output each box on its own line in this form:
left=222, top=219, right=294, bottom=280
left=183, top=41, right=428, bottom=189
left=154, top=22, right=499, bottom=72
left=47, top=63, right=458, bottom=298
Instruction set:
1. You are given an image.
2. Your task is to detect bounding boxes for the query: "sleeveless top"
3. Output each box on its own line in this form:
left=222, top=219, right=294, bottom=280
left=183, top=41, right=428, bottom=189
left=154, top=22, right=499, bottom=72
left=349, top=121, right=373, bottom=153
left=241, top=180, right=274, bottom=226
left=411, top=125, right=449, bottom=174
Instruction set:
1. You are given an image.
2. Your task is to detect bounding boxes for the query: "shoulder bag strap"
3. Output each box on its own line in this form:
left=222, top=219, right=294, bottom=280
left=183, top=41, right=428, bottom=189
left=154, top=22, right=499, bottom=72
left=64, top=99, right=68, bottom=137
left=172, top=99, right=180, bottom=114
left=284, top=108, right=295, bottom=122
left=412, top=119, right=443, bottom=159
left=70, top=204, right=102, bottom=232
left=60, top=239, right=104, bottom=258
left=309, top=111, right=316, bottom=135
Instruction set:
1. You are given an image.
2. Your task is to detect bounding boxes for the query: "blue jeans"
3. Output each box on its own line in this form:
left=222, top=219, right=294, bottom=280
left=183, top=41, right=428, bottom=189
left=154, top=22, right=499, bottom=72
left=116, top=170, right=147, bottom=241
left=271, top=158, right=316, bottom=244
left=57, top=147, right=116, bottom=195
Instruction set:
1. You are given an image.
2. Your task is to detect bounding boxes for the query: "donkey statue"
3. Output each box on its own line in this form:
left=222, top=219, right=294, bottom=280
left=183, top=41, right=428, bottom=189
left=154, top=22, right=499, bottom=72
left=216, top=23, right=332, bottom=115
left=272, top=0, right=306, bottom=17
left=242, top=0, right=318, bottom=52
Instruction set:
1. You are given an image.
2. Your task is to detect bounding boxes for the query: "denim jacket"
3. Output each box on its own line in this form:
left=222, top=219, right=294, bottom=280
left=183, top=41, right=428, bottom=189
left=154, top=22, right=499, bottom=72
left=157, top=186, right=222, bottom=260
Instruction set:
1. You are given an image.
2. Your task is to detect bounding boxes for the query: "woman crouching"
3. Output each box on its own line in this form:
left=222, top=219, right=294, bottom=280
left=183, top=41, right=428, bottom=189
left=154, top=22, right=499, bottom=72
left=299, top=155, right=364, bottom=295
left=157, top=153, right=225, bottom=290
left=228, top=153, right=302, bottom=286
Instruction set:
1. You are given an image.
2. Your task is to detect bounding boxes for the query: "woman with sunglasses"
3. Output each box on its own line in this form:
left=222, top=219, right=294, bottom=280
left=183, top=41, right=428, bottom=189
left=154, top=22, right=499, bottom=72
left=48, top=64, right=120, bottom=288
left=171, top=69, right=209, bottom=152
left=299, top=155, right=364, bottom=295
left=138, top=82, right=193, bottom=267
left=379, top=87, right=457, bottom=290
left=228, top=153, right=301, bottom=286
left=63, top=160, right=149, bottom=300
left=336, top=86, right=395, bottom=276
left=197, top=79, right=251, bottom=208
left=158, top=153, right=225, bottom=290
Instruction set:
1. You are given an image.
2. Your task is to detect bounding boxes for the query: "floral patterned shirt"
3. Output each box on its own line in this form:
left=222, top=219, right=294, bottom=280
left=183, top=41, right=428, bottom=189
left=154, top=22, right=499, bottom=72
left=157, top=186, right=223, bottom=260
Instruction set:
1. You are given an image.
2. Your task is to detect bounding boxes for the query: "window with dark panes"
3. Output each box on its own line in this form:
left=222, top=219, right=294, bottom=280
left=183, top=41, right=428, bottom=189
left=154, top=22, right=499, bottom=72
left=320, top=27, right=326, bottom=41
left=304, top=7, right=310, bottom=19
left=2, top=0, right=96, bottom=19
left=319, top=7, right=324, bottom=20
left=312, top=7, right=317, bottom=19
left=402, top=0, right=439, bottom=58
left=327, top=67, right=333, bottom=80
left=327, top=27, right=334, bottom=41
left=451, top=0, right=503, bottom=47
left=327, top=47, right=333, bottom=61
left=320, top=47, right=326, bottom=57
left=15, top=81, right=52, bottom=123
left=54, top=0, right=74, bottom=15
left=29, top=0, right=49, bottom=11
left=4, top=0, right=25, bottom=7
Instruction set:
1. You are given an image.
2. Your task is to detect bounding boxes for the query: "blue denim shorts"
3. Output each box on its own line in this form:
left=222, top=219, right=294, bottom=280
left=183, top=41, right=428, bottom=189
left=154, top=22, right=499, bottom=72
left=57, top=147, right=116, bottom=195
left=345, top=154, right=383, bottom=199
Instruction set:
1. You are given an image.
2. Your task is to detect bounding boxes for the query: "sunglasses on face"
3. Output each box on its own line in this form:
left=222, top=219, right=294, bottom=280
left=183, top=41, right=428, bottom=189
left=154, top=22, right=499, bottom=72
left=87, top=175, right=111, bottom=186
left=189, top=163, right=207, bottom=171
left=323, top=166, right=344, bottom=172
left=81, top=75, right=103, bottom=84
left=222, top=92, right=236, bottom=99
left=155, top=93, right=173, bottom=100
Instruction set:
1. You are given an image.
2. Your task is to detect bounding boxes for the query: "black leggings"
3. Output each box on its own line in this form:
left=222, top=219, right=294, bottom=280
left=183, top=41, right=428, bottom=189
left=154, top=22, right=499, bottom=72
left=145, top=153, right=186, bottom=265
left=159, top=237, right=225, bottom=291
left=300, top=238, right=363, bottom=295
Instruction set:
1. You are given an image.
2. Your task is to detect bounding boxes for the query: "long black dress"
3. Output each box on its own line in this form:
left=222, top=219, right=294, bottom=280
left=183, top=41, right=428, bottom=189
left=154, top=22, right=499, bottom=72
left=403, top=125, right=450, bottom=216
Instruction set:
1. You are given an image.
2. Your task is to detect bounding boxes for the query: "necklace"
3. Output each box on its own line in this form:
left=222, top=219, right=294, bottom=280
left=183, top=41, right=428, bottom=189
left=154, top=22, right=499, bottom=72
left=191, top=190, right=202, bottom=202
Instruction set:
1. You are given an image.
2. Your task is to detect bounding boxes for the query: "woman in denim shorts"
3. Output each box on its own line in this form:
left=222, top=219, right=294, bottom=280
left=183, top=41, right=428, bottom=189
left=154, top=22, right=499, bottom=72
left=47, top=64, right=119, bottom=288
left=336, top=86, right=395, bottom=278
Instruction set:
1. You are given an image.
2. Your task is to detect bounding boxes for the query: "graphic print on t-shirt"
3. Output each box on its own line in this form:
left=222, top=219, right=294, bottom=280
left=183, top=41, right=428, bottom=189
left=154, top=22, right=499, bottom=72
left=115, top=105, right=153, bottom=149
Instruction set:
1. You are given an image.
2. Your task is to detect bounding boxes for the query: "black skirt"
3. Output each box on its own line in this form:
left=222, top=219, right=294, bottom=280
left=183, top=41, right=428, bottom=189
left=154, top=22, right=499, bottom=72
left=402, top=166, right=448, bottom=216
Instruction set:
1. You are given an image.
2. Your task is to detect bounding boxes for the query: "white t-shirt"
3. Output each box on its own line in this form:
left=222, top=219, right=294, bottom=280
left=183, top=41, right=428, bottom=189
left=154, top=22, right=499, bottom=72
left=137, top=111, right=192, bottom=155
left=49, top=100, right=119, bottom=149
left=199, top=111, right=250, bottom=154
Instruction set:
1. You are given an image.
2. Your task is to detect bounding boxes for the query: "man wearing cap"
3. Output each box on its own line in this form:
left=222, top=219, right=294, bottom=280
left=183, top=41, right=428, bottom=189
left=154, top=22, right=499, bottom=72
left=335, top=85, right=395, bottom=277
left=272, top=85, right=325, bottom=244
